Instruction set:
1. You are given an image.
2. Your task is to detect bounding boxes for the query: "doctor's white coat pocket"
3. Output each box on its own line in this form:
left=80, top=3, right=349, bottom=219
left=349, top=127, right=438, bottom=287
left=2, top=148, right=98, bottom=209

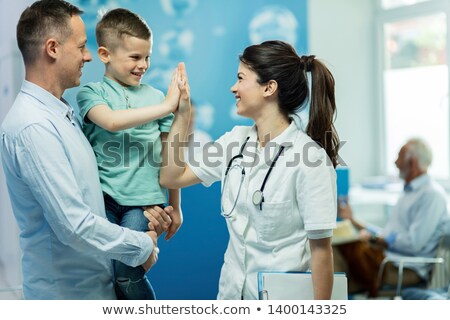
left=256, top=200, right=294, bottom=243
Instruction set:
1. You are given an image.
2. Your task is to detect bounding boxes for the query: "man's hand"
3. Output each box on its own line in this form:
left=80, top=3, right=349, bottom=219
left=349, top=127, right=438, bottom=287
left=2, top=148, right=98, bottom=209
left=165, top=206, right=183, bottom=240
left=359, top=228, right=372, bottom=242
left=142, top=231, right=159, bottom=272
left=143, top=205, right=172, bottom=237
left=338, top=198, right=353, bottom=220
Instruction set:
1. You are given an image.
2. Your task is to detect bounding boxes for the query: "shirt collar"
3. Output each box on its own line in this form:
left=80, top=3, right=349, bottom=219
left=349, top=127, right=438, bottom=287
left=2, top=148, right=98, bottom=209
left=249, top=120, right=298, bottom=150
left=103, top=75, right=122, bottom=89
left=103, top=76, right=138, bottom=92
left=21, top=80, right=75, bottom=122
left=405, top=174, right=430, bottom=192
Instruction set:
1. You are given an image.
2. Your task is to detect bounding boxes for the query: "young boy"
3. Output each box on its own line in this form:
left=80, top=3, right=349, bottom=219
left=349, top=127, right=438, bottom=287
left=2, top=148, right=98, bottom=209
left=77, top=8, right=183, bottom=300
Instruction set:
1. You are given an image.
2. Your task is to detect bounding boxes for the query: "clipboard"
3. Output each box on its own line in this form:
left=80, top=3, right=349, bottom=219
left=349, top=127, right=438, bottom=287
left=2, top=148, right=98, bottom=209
left=258, top=272, right=348, bottom=300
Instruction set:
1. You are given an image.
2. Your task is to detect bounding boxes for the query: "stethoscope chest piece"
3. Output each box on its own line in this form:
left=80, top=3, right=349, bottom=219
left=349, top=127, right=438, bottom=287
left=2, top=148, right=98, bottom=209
left=252, top=190, right=264, bottom=206
left=221, top=136, right=285, bottom=216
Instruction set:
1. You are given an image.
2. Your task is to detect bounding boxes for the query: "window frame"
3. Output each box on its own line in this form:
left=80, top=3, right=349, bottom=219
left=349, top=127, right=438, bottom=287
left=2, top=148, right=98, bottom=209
left=376, top=0, right=450, bottom=185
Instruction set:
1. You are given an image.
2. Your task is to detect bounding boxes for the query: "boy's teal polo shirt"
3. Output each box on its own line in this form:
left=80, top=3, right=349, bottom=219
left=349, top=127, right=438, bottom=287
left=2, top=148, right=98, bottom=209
left=77, top=76, right=174, bottom=206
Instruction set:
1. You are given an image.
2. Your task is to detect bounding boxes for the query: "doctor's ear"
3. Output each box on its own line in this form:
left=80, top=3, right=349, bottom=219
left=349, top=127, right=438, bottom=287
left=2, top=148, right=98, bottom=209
left=263, top=80, right=278, bottom=98
left=98, top=46, right=110, bottom=63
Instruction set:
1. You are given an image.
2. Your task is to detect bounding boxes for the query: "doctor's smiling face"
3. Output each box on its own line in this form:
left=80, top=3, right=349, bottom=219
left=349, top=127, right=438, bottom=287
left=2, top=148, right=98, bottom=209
left=230, top=62, right=267, bottom=119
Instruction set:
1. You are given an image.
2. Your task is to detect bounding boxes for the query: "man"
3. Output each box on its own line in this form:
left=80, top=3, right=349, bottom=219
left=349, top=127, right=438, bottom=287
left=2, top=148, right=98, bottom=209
left=336, top=138, right=449, bottom=297
left=0, top=0, right=160, bottom=299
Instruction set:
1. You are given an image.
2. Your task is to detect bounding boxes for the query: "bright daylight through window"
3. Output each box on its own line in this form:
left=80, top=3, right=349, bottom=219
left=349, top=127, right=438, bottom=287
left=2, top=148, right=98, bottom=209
left=381, top=1, right=449, bottom=180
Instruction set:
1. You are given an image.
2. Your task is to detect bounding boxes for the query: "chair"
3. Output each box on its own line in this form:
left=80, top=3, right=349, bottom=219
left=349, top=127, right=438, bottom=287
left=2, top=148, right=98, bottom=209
left=375, top=234, right=450, bottom=299
left=428, top=234, right=450, bottom=288
left=448, top=280, right=450, bottom=298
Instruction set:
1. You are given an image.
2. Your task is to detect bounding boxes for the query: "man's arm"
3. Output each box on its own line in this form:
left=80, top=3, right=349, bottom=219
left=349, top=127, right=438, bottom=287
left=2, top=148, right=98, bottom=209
left=338, top=200, right=385, bottom=243
left=338, top=201, right=366, bottom=231
left=15, top=124, right=153, bottom=268
left=142, top=231, right=159, bottom=272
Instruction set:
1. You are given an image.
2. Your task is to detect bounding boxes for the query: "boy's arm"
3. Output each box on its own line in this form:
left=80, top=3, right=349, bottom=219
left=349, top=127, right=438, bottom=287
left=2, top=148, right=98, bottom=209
left=87, top=103, right=171, bottom=132
left=86, top=70, right=180, bottom=132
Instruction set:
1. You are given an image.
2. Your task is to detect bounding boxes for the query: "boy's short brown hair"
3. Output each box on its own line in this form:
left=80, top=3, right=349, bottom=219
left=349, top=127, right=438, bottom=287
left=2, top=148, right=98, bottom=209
left=96, top=8, right=151, bottom=50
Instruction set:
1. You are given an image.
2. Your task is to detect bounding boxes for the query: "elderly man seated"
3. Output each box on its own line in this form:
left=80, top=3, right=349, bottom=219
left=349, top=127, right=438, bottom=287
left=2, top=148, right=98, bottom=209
left=335, top=138, right=449, bottom=297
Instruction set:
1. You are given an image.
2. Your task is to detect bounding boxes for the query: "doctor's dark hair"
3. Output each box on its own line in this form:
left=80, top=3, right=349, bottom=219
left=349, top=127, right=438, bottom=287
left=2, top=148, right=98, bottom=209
left=239, top=40, right=340, bottom=167
left=96, top=8, right=152, bottom=51
left=16, top=0, right=83, bottom=66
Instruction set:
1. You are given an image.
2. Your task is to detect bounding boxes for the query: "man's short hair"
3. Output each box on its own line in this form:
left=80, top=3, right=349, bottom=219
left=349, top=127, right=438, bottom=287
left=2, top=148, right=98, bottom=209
left=96, top=8, right=152, bottom=51
left=405, top=138, right=433, bottom=171
left=16, top=0, right=83, bottom=65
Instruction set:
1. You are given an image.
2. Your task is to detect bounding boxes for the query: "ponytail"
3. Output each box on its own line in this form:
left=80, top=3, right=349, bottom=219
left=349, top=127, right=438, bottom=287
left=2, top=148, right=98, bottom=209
left=300, top=56, right=340, bottom=168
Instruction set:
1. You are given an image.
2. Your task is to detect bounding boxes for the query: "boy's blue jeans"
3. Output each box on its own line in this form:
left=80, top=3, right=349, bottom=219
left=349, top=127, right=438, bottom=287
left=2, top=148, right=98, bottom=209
left=104, top=193, right=157, bottom=300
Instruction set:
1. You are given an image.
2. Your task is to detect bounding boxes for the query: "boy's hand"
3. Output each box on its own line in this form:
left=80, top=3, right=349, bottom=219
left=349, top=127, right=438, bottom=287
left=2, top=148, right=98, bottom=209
left=143, top=205, right=172, bottom=236
left=164, top=206, right=183, bottom=240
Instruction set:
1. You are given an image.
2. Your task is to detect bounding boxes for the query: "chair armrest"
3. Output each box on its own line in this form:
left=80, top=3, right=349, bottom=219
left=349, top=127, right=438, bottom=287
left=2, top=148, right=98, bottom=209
left=381, top=256, right=444, bottom=265
left=376, top=256, right=445, bottom=298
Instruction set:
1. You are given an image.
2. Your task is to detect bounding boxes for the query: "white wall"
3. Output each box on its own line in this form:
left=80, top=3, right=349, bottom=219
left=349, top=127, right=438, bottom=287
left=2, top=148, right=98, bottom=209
left=309, top=0, right=379, bottom=184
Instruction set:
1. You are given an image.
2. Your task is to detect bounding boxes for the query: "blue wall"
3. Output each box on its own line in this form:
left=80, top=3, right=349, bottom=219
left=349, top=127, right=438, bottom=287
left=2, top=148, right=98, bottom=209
left=66, top=0, right=308, bottom=299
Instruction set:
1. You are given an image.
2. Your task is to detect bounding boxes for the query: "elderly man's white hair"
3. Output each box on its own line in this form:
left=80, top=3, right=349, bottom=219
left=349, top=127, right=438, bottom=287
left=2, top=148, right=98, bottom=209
left=405, top=138, right=433, bottom=171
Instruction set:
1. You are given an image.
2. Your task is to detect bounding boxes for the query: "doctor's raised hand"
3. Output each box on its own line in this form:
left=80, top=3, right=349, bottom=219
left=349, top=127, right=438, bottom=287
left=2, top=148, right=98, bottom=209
left=177, top=62, right=191, bottom=114
left=160, top=62, right=200, bottom=189
left=160, top=41, right=340, bottom=300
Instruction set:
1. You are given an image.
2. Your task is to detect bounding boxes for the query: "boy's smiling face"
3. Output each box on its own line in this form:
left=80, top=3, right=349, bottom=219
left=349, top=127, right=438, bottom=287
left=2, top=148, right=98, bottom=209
left=103, top=35, right=152, bottom=87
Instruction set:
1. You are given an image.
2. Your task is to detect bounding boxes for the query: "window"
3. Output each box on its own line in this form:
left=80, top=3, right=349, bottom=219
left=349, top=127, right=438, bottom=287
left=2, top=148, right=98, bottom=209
left=379, top=1, right=449, bottom=180
left=381, top=0, right=431, bottom=10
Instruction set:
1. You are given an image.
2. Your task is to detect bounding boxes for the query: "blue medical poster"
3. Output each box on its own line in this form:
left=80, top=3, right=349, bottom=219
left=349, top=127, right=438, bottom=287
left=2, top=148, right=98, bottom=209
left=67, top=0, right=308, bottom=299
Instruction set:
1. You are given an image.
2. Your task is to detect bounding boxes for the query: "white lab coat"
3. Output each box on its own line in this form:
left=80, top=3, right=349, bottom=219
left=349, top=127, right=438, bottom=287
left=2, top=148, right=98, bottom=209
left=189, top=121, right=337, bottom=299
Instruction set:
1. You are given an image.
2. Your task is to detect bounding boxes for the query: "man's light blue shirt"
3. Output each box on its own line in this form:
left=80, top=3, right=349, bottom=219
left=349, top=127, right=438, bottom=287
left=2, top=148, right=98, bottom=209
left=0, top=81, right=153, bottom=299
left=383, top=174, right=449, bottom=278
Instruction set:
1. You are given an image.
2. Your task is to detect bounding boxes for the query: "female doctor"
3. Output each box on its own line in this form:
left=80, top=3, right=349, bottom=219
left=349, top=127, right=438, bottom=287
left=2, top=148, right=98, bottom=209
left=159, top=40, right=340, bottom=300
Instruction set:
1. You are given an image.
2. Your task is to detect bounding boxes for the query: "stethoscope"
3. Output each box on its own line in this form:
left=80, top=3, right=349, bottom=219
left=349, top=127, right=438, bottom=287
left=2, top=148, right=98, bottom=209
left=221, top=136, right=285, bottom=218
